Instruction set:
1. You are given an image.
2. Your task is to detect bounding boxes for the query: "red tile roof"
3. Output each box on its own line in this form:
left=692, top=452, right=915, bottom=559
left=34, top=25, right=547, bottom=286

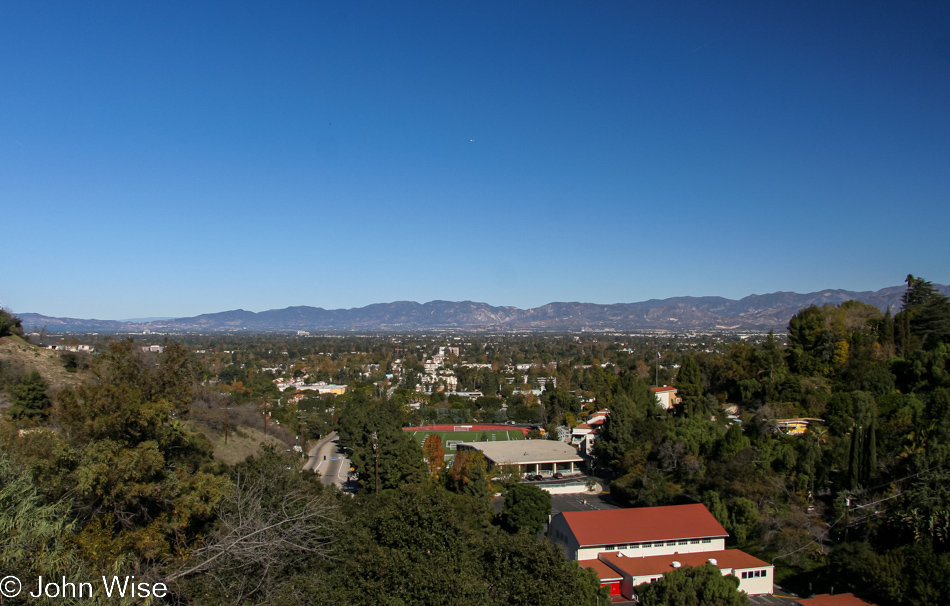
left=578, top=559, right=623, bottom=582
left=560, top=504, right=728, bottom=546
left=651, top=386, right=677, bottom=393
left=599, top=549, right=768, bottom=578
left=797, top=594, right=878, bottom=606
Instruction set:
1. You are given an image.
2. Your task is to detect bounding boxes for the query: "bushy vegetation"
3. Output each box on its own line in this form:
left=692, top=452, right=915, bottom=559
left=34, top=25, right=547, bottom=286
left=0, top=338, right=608, bottom=605
left=0, top=308, right=23, bottom=338
left=3, top=275, right=947, bottom=605
left=591, top=275, right=950, bottom=605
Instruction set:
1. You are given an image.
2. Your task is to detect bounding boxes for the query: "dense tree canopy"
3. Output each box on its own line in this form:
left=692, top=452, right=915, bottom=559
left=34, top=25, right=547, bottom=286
left=501, top=482, right=552, bottom=535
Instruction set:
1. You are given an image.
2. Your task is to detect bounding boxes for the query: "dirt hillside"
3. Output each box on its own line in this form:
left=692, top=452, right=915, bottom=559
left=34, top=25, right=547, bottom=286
left=0, top=335, right=89, bottom=392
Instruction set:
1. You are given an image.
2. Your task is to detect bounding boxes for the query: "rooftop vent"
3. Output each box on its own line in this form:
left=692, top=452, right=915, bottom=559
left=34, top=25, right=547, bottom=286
left=671, top=561, right=681, bottom=568
left=708, top=558, right=718, bottom=566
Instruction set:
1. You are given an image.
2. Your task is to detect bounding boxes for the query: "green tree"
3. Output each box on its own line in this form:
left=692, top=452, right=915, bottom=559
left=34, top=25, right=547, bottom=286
left=718, top=423, right=750, bottom=458
left=44, top=340, right=229, bottom=567
left=337, top=392, right=426, bottom=492
left=7, top=370, right=51, bottom=421
left=0, top=454, right=81, bottom=587
left=788, top=305, right=832, bottom=376
left=501, top=483, right=551, bottom=535
left=897, top=275, right=950, bottom=354
left=0, top=308, right=23, bottom=338
left=634, top=564, right=748, bottom=606
left=677, top=355, right=704, bottom=416
left=446, top=449, right=493, bottom=519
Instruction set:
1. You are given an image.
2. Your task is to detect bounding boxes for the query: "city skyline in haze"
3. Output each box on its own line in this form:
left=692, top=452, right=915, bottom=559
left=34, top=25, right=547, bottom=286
left=2, top=2, right=948, bottom=319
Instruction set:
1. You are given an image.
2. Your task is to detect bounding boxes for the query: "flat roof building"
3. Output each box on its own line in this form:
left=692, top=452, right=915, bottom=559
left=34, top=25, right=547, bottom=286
left=455, top=440, right=584, bottom=476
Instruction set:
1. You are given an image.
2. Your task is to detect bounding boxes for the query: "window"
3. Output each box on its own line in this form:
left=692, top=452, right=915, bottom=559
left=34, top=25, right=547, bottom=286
left=701, top=539, right=712, bottom=544
left=678, top=540, right=688, bottom=545
left=741, top=572, right=748, bottom=579
left=666, top=541, right=677, bottom=546
left=690, top=540, right=700, bottom=544
left=630, top=543, right=639, bottom=549
left=606, top=545, right=616, bottom=551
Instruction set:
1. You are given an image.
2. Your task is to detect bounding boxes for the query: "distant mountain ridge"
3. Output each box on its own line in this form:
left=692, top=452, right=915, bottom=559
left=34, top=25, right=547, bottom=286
left=19, top=283, right=950, bottom=333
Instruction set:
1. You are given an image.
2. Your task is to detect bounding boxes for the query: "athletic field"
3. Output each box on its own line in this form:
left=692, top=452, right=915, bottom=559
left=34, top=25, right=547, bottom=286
left=405, top=425, right=525, bottom=453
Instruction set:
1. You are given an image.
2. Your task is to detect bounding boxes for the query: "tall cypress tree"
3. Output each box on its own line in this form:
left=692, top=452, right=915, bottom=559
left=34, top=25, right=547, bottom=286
left=848, top=424, right=862, bottom=490
left=881, top=307, right=895, bottom=356
left=863, top=422, right=877, bottom=484
left=676, top=355, right=703, bottom=417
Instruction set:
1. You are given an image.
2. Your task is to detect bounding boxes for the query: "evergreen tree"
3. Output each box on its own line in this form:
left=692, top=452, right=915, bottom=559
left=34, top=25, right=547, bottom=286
left=634, top=564, right=748, bottom=606
left=677, top=355, right=703, bottom=417
left=7, top=370, right=51, bottom=421
left=0, top=308, right=23, bottom=338
left=896, top=275, right=950, bottom=353
left=501, top=483, right=551, bottom=535
left=863, top=422, right=877, bottom=485
left=848, top=424, right=862, bottom=490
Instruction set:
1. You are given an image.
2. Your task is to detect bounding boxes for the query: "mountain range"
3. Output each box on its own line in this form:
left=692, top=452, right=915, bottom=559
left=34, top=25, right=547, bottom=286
left=18, top=283, right=950, bottom=334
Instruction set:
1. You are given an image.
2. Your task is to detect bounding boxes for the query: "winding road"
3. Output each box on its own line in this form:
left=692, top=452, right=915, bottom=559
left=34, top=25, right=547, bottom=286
left=303, top=431, right=352, bottom=488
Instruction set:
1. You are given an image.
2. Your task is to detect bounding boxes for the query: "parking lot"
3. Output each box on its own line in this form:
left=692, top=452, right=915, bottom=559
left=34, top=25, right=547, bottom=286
left=550, top=490, right=619, bottom=516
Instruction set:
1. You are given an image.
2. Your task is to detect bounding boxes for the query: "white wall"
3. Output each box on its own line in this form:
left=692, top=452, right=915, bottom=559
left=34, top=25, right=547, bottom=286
left=735, top=566, right=773, bottom=595
left=576, top=537, right=725, bottom=561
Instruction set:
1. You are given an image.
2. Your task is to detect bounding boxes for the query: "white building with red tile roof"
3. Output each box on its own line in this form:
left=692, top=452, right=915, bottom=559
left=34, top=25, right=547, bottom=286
left=590, top=548, right=773, bottom=598
left=549, top=503, right=728, bottom=561
left=554, top=504, right=774, bottom=599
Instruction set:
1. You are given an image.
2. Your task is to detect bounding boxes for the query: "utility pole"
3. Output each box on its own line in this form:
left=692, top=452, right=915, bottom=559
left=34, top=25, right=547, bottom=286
left=263, top=400, right=270, bottom=437
left=372, top=431, right=379, bottom=495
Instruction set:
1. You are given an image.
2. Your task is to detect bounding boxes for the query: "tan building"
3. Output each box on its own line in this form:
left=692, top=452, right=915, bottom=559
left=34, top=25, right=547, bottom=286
left=455, top=440, right=584, bottom=476
left=651, top=385, right=680, bottom=410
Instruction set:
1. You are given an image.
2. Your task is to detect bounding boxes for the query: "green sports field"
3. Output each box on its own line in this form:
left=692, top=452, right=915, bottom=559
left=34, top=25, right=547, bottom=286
left=408, top=429, right=524, bottom=452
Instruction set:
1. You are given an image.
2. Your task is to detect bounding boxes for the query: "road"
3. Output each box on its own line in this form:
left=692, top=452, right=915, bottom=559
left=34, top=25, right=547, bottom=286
left=304, top=431, right=352, bottom=488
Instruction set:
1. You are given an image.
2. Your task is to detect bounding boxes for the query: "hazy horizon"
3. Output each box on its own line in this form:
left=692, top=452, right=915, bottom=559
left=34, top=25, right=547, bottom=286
left=14, top=279, right=936, bottom=322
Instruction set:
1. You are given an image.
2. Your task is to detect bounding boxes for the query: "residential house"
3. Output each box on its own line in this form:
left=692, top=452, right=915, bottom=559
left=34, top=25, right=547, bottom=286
left=775, top=418, right=824, bottom=436
left=651, top=386, right=679, bottom=410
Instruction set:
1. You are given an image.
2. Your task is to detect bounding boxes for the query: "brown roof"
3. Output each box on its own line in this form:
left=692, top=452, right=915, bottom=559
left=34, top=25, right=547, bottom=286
left=560, top=504, right=728, bottom=546
left=651, top=386, right=677, bottom=393
left=599, top=549, right=769, bottom=578
left=578, top=559, right=623, bottom=582
left=797, top=594, right=878, bottom=606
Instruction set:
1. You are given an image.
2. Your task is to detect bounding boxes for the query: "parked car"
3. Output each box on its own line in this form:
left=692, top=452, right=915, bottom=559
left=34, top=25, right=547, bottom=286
left=552, top=472, right=564, bottom=479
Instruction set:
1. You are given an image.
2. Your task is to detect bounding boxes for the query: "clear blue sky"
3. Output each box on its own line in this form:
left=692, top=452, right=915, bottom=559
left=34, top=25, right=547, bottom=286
left=2, top=1, right=948, bottom=319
